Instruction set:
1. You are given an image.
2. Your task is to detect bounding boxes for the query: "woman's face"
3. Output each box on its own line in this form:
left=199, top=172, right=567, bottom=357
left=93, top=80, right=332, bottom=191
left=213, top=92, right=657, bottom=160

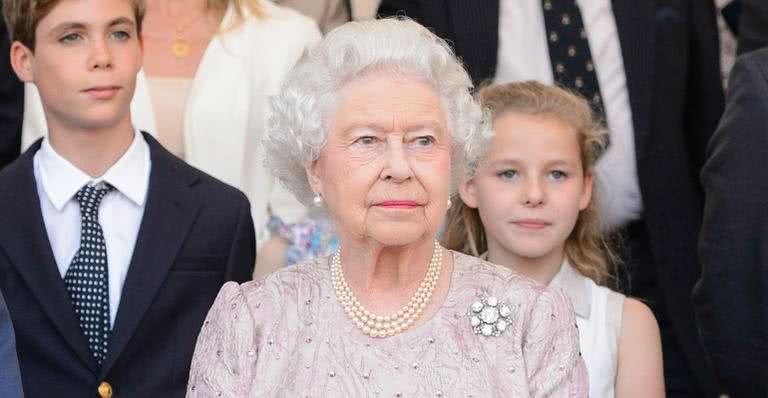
left=460, top=112, right=592, bottom=261
left=308, top=72, right=452, bottom=247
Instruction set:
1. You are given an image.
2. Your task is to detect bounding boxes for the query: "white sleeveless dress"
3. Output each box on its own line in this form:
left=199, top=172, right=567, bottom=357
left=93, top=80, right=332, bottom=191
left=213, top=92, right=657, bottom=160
left=550, top=260, right=625, bottom=398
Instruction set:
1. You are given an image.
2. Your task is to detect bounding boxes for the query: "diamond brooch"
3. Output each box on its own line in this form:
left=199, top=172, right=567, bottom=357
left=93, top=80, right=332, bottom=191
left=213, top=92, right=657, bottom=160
left=468, top=296, right=513, bottom=337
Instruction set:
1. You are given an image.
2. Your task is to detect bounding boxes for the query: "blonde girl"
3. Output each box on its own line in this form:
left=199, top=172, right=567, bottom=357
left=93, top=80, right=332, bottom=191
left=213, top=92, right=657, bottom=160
left=443, top=81, right=664, bottom=398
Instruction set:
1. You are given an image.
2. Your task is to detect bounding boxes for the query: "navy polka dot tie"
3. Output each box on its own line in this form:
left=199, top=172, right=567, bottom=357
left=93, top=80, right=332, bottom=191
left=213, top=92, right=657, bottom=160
left=64, top=183, right=113, bottom=366
left=543, top=0, right=608, bottom=144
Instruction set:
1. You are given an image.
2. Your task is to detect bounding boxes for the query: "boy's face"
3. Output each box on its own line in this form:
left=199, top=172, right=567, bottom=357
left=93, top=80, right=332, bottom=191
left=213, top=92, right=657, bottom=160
left=11, top=0, right=142, bottom=132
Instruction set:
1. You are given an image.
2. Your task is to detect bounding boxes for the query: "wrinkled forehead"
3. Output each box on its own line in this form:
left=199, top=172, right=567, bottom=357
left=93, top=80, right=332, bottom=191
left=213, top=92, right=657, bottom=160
left=328, top=69, right=449, bottom=136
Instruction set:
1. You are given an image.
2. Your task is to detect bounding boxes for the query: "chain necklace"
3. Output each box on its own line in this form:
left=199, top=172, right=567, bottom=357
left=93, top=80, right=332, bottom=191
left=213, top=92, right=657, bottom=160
left=330, top=241, right=443, bottom=338
left=168, top=11, right=210, bottom=58
left=171, top=28, right=192, bottom=58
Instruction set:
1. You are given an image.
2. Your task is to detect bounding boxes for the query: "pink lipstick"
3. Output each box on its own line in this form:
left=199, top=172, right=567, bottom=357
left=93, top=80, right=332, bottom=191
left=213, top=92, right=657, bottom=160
left=376, top=200, right=419, bottom=209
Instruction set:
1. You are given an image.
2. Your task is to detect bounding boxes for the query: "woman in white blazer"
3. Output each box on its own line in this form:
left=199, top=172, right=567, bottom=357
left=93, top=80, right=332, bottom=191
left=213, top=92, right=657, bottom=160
left=21, top=0, right=321, bottom=248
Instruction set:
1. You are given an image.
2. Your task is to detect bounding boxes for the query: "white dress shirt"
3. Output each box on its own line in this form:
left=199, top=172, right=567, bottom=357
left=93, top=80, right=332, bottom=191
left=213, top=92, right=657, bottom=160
left=495, top=0, right=643, bottom=230
left=33, top=131, right=151, bottom=326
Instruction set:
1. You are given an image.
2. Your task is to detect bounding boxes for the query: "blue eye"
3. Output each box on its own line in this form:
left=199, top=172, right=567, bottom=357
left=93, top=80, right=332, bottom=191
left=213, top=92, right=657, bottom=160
left=414, top=136, right=435, bottom=146
left=110, top=30, right=131, bottom=41
left=497, top=169, right=518, bottom=180
left=550, top=170, right=568, bottom=180
left=354, top=136, right=378, bottom=146
left=59, top=33, right=82, bottom=43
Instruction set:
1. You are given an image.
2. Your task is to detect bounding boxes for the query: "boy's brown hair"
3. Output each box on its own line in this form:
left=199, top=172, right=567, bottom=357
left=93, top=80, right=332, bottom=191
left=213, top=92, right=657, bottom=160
left=2, top=0, right=146, bottom=51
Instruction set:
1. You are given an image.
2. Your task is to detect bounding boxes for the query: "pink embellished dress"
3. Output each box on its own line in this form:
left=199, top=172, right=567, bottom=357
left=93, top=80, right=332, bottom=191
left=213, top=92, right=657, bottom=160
left=186, top=251, right=588, bottom=397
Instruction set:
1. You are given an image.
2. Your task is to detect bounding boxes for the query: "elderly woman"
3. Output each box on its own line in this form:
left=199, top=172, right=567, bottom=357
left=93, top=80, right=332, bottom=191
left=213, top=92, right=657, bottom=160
left=186, top=18, right=587, bottom=397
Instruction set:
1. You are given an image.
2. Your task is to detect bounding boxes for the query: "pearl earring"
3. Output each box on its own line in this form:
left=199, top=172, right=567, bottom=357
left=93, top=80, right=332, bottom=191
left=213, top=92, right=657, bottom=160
left=447, top=198, right=453, bottom=209
left=313, top=192, right=324, bottom=207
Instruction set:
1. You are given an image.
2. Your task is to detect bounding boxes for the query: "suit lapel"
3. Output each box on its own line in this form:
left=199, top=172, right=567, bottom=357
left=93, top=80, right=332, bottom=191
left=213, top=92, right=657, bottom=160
left=100, top=135, right=201, bottom=376
left=612, top=0, right=655, bottom=156
left=0, top=143, right=98, bottom=372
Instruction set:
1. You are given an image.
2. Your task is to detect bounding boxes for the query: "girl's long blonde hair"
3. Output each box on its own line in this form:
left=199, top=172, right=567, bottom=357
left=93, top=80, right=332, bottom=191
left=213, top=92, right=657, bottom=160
left=442, top=81, right=617, bottom=285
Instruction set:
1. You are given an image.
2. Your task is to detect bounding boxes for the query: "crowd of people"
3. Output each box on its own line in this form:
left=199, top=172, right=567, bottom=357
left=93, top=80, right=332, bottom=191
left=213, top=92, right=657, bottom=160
left=0, top=0, right=765, bottom=397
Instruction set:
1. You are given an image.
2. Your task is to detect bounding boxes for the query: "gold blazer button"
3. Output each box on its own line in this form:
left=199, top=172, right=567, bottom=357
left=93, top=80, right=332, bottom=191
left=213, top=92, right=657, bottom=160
left=98, top=381, right=113, bottom=398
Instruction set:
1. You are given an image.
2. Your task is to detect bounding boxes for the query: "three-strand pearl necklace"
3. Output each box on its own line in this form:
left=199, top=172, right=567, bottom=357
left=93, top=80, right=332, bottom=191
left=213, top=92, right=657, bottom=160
left=330, top=241, right=443, bottom=338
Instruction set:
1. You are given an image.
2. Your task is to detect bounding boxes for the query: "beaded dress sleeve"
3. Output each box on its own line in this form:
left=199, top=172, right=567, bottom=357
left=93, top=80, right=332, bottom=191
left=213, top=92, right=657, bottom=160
left=522, top=286, right=589, bottom=397
left=186, top=281, right=264, bottom=397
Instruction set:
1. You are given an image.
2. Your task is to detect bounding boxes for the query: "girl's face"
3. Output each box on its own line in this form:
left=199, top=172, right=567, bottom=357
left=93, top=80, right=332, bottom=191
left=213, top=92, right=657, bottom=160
left=460, top=112, right=593, bottom=263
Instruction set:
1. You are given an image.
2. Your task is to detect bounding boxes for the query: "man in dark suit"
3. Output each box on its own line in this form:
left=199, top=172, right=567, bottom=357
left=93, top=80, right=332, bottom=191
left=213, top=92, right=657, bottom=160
left=737, top=0, right=768, bottom=54
left=696, top=48, right=768, bottom=397
left=379, top=1, right=724, bottom=396
left=0, top=0, right=255, bottom=396
left=0, top=290, right=23, bottom=398
left=0, top=17, right=23, bottom=170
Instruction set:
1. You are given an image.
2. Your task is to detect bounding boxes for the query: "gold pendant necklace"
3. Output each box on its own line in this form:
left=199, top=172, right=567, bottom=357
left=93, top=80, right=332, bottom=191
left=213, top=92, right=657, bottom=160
left=169, top=11, right=208, bottom=58
left=171, top=37, right=191, bottom=58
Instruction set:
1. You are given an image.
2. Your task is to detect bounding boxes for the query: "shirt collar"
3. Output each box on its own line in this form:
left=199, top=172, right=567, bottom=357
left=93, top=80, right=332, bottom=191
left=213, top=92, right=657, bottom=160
left=549, top=258, right=591, bottom=319
left=481, top=251, right=592, bottom=317
left=37, top=130, right=151, bottom=210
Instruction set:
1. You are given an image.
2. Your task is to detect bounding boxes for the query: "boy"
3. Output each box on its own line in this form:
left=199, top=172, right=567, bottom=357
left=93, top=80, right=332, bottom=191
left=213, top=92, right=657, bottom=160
left=0, top=0, right=255, bottom=396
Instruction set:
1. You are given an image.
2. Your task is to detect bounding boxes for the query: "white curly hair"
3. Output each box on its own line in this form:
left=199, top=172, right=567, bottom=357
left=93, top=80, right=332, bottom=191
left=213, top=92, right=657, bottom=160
left=264, top=17, right=492, bottom=207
